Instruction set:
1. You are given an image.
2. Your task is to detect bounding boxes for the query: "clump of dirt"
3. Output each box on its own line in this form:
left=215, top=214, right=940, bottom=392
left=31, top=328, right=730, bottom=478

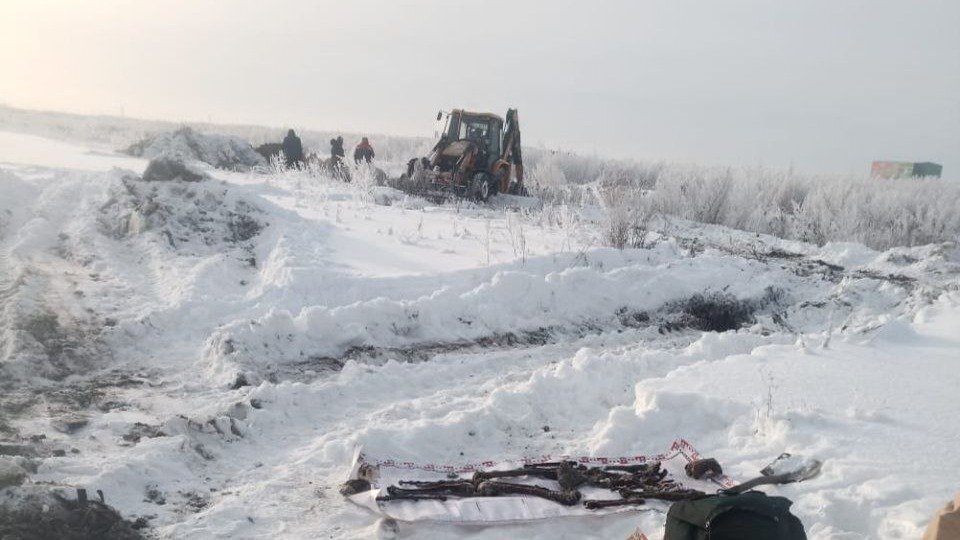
left=179, top=490, right=209, bottom=513
left=0, top=487, right=145, bottom=539
left=19, top=313, right=78, bottom=380
left=142, top=157, right=208, bottom=183
left=229, top=372, right=249, bottom=390
left=0, top=309, right=106, bottom=387
left=122, top=423, right=166, bottom=445
left=0, top=457, right=28, bottom=487
left=227, top=200, right=262, bottom=243
left=49, top=414, right=89, bottom=434
left=616, top=307, right=650, bottom=328
left=143, top=485, right=166, bottom=505
left=0, top=368, right=152, bottom=467
left=99, top=173, right=265, bottom=258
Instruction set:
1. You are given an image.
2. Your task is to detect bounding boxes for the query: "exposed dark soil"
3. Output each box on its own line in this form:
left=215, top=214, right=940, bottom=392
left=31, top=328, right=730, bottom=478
left=142, top=157, right=207, bottom=183
left=0, top=488, right=145, bottom=540
left=663, top=292, right=759, bottom=332
left=99, top=175, right=265, bottom=258
left=674, top=234, right=927, bottom=291
left=122, top=422, right=167, bottom=445
left=261, top=327, right=559, bottom=383
left=255, top=289, right=779, bottom=384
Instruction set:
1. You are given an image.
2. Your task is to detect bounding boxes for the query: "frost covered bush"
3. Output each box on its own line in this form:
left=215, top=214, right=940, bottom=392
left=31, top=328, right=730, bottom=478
left=580, top=163, right=960, bottom=250
left=524, top=150, right=663, bottom=210
left=525, top=153, right=589, bottom=207
left=521, top=147, right=959, bottom=250
left=595, top=182, right=656, bottom=250
left=650, top=166, right=960, bottom=249
left=523, top=148, right=663, bottom=187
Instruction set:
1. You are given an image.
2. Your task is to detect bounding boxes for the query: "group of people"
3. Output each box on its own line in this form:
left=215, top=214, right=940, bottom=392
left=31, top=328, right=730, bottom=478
left=329, top=135, right=375, bottom=164
left=279, top=129, right=375, bottom=169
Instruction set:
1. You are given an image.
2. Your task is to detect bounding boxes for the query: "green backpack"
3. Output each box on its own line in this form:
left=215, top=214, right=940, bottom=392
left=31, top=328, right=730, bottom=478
left=664, top=491, right=806, bottom=540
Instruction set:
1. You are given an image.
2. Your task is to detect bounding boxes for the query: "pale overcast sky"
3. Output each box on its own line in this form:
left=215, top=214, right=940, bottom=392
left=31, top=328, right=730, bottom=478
left=1, top=0, right=958, bottom=174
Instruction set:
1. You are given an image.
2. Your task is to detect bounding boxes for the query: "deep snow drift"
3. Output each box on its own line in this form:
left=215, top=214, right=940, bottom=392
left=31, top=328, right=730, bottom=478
left=1, top=131, right=959, bottom=539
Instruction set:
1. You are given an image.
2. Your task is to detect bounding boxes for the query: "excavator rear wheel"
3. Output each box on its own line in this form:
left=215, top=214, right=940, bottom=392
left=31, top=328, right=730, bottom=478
left=470, top=172, right=495, bottom=202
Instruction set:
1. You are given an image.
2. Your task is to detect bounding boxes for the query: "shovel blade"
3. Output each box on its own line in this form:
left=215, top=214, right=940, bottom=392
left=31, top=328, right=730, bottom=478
left=760, top=453, right=823, bottom=483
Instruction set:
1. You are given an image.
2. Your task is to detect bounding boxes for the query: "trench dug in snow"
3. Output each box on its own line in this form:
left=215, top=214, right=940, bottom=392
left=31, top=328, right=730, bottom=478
left=214, top=290, right=771, bottom=387
left=1, top=135, right=959, bottom=540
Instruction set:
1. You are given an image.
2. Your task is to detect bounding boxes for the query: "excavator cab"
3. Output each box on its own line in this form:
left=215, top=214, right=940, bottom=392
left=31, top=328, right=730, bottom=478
left=441, top=111, right=502, bottom=168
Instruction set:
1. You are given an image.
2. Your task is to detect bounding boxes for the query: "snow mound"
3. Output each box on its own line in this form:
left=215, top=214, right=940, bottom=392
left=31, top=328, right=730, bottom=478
left=123, top=127, right=265, bottom=171
left=592, top=389, right=749, bottom=456
left=1, top=170, right=116, bottom=385
left=0, top=169, right=40, bottom=237
left=98, top=170, right=265, bottom=257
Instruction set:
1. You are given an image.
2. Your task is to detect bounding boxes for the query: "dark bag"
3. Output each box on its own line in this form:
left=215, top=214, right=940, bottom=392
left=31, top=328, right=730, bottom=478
left=664, top=491, right=806, bottom=540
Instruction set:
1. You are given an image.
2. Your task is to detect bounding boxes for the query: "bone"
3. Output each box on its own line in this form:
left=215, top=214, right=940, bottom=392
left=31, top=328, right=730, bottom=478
left=387, top=482, right=475, bottom=497
left=376, top=493, right=449, bottom=502
left=583, top=497, right=645, bottom=509
left=475, top=480, right=581, bottom=506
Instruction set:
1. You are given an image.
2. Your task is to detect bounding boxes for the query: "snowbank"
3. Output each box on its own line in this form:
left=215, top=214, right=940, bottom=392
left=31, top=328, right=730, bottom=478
left=205, top=230, right=936, bottom=386
left=205, top=247, right=786, bottom=382
left=123, top=127, right=265, bottom=171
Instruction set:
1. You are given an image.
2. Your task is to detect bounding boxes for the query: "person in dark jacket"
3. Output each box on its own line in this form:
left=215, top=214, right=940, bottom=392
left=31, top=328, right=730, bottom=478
left=353, top=137, right=375, bottom=164
left=281, top=129, right=304, bottom=168
left=330, top=136, right=345, bottom=160
left=328, top=136, right=348, bottom=181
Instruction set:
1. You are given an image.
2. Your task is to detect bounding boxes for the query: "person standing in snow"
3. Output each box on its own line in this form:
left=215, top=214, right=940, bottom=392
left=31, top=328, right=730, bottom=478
left=328, top=136, right=349, bottom=181
left=281, top=129, right=304, bottom=168
left=353, top=137, right=375, bottom=164
left=330, top=136, right=345, bottom=161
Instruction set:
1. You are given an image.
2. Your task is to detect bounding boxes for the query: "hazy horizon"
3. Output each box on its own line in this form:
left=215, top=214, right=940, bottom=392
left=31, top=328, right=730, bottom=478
left=2, top=0, right=958, bottom=175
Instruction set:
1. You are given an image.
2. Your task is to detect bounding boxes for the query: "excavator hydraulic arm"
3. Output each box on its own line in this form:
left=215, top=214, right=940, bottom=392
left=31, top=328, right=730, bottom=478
left=502, top=109, right=524, bottom=190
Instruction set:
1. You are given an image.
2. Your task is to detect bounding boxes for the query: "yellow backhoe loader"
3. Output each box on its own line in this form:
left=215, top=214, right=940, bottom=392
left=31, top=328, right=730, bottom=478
left=399, top=108, right=527, bottom=202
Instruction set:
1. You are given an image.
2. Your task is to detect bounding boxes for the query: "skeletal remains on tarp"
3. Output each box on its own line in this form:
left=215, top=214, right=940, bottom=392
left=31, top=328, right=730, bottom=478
left=342, top=452, right=824, bottom=511
left=372, top=460, right=706, bottom=508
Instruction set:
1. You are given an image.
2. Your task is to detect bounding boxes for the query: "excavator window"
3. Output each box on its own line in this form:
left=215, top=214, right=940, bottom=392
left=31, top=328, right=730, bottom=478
left=458, top=118, right=501, bottom=158
left=458, top=120, right=488, bottom=141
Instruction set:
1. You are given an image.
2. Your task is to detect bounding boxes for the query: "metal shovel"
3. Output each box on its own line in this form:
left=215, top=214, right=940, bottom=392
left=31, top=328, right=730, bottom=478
left=721, top=453, right=823, bottom=494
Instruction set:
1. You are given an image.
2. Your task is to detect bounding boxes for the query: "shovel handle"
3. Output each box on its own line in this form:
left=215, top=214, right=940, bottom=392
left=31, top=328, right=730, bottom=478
left=720, top=472, right=795, bottom=495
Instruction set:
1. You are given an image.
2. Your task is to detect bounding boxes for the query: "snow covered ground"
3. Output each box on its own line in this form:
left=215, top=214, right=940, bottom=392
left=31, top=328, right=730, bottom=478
left=1, top=130, right=959, bottom=539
